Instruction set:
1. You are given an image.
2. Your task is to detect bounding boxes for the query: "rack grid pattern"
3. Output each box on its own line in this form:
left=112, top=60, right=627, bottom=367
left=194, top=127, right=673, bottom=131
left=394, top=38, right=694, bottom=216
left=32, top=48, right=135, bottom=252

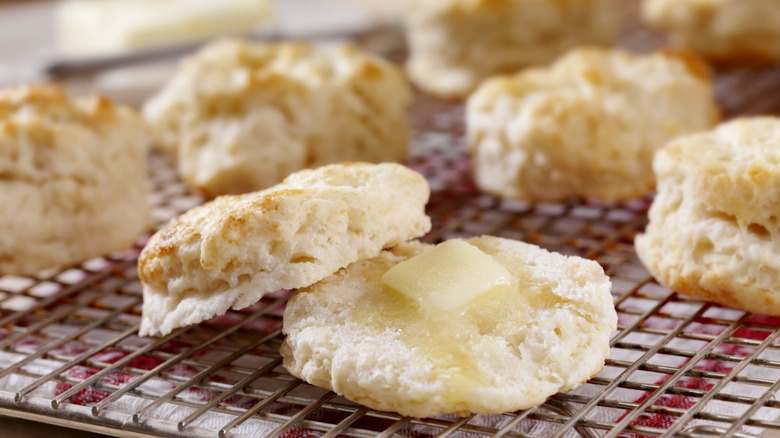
left=3, top=4, right=780, bottom=437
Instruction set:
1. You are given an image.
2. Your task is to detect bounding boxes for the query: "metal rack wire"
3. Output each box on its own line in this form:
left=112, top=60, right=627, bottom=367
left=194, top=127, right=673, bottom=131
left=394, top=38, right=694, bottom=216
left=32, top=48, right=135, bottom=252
left=4, top=2, right=780, bottom=437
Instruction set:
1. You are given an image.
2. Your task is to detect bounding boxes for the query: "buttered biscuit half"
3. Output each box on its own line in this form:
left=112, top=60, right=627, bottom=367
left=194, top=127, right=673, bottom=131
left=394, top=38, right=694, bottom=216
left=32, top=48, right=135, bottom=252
left=282, top=235, right=616, bottom=418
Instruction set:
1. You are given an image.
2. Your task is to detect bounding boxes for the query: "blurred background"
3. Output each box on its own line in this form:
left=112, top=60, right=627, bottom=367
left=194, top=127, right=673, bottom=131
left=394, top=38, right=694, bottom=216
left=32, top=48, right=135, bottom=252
left=0, top=0, right=400, bottom=106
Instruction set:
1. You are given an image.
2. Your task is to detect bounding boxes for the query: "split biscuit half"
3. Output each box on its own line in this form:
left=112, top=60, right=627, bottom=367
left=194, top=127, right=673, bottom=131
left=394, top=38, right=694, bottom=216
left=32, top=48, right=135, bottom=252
left=282, top=236, right=616, bottom=418
left=138, top=162, right=431, bottom=336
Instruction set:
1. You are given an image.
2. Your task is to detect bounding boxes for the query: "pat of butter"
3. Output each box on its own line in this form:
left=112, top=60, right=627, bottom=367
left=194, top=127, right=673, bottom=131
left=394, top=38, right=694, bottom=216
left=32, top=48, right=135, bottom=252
left=55, top=0, right=275, bottom=56
left=380, top=239, right=516, bottom=311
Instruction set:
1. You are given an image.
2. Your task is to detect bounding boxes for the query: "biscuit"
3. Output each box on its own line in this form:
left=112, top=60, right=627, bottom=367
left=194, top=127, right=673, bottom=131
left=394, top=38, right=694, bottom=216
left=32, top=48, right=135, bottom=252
left=635, top=117, right=780, bottom=315
left=138, top=162, right=431, bottom=336
left=0, top=84, right=150, bottom=275
left=643, top=0, right=780, bottom=64
left=402, top=0, right=617, bottom=98
left=466, top=48, right=720, bottom=202
left=143, top=39, right=412, bottom=197
left=282, top=235, right=616, bottom=418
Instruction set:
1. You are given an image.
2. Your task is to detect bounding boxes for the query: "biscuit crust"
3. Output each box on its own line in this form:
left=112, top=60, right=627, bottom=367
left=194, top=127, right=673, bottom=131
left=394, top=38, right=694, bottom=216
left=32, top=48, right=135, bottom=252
left=282, top=236, right=616, bottom=418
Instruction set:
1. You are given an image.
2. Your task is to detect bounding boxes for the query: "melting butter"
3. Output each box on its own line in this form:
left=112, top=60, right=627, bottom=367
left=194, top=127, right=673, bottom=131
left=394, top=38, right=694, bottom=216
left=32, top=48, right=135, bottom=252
left=380, top=239, right=516, bottom=310
left=366, top=239, right=537, bottom=401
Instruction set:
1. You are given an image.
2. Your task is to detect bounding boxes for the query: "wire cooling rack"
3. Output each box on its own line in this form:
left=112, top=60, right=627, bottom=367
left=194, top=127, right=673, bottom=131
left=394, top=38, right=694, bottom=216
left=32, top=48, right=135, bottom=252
left=5, top=3, right=780, bottom=438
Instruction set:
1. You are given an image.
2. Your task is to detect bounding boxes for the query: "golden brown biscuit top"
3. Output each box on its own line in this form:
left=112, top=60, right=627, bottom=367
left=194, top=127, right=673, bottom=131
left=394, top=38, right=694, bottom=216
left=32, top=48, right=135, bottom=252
left=171, top=39, right=405, bottom=95
left=0, top=84, right=120, bottom=127
left=656, top=117, right=780, bottom=228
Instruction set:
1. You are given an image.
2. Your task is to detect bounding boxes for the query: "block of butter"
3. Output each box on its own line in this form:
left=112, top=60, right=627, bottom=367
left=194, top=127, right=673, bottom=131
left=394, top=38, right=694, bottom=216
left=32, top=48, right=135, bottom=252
left=381, top=239, right=516, bottom=311
left=55, top=0, right=274, bottom=56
